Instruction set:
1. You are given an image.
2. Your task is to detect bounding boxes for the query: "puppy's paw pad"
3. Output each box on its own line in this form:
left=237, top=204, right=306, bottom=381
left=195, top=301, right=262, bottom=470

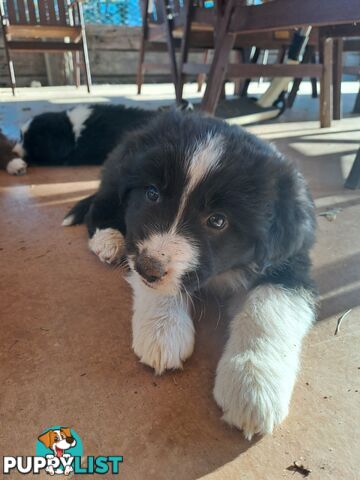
left=6, top=158, right=27, bottom=176
left=214, top=359, right=288, bottom=440
left=89, top=228, right=125, bottom=264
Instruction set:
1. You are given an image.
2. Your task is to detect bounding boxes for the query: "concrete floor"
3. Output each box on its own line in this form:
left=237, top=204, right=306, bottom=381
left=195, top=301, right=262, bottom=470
left=0, top=84, right=359, bottom=479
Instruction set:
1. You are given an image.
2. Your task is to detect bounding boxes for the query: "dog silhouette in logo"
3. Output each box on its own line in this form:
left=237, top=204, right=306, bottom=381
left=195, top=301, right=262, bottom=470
left=38, top=427, right=76, bottom=475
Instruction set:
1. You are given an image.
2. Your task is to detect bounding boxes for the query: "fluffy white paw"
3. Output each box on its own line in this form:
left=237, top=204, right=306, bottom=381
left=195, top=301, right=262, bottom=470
left=132, top=310, right=194, bottom=375
left=213, top=355, right=289, bottom=440
left=6, top=158, right=27, bottom=175
left=88, top=228, right=125, bottom=264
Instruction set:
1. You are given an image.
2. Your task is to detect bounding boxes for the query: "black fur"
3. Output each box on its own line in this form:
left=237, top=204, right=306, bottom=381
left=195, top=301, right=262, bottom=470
left=65, top=111, right=316, bottom=294
left=20, top=104, right=156, bottom=167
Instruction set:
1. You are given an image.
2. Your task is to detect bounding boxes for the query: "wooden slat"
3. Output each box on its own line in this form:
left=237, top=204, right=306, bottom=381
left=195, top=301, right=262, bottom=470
left=46, top=0, right=57, bottom=24
left=27, top=0, right=37, bottom=24
left=57, top=0, right=68, bottom=25
left=17, top=0, right=28, bottom=24
left=6, top=24, right=82, bottom=39
left=6, top=0, right=18, bottom=24
left=227, top=63, right=323, bottom=78
left=343, top=65, right=360, bottom=76
left=183, top=62, right=323, bottom=78
left=147, top=24, right=167, bottom=41
left=344, top=39, right=360, bottom=52
left=320, top=24, right=360, bottom=38
left=230, top=0, right=360, bottom=34
left=7, top=39, right=82, bottom=51
left=38, top=0, right=48, bottom=24
left=182, top=62, right=210, bottom=74
left=192, top=8, right=216, bottom=27
left=143, top=62, right=171, bottom=71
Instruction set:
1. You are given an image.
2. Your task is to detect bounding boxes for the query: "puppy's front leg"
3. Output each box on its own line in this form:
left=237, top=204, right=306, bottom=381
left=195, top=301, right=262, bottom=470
left=128, top=273, right=195, bottom=375
left=214, top=284, right=315, bottom=440
left=86, top=194, right=125, bottom=264
left=88, top=228, right=125, bottom=264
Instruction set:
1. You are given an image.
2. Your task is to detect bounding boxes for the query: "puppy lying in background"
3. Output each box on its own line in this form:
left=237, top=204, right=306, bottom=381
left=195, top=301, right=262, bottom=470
left=64, top=111, right=316, bottom=440
left=7, top=101, right=193, bottom=176
left=0, top=130, right=27, bottom=175
left=8, top=104, right=157, bottom=176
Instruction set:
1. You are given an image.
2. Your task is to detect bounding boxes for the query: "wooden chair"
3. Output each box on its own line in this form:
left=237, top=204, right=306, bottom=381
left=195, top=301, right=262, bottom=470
left=197, top=0, right=360, bottom=127
left=178, top=2, right=320, bottom=105
left=137, top=0, right=221, bottom=99
left=0, top=0, right=92, bottom=94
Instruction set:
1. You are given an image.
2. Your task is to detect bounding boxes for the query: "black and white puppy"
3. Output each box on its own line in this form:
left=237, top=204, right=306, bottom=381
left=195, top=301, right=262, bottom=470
left=64, top=111, right=316, bottom=440
left=9, top=104, right=156, bottom=175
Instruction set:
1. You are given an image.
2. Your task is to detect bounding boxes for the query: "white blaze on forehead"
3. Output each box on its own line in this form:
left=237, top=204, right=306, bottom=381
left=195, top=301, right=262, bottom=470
left=66, top=105, right=92, bottom=141
left=186, top=132, right=224, bottom=192
left=173, top=132, right=224, bottom=229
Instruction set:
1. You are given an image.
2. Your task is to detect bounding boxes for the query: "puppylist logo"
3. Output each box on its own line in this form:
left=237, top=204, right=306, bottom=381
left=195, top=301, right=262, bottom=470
left=3, top=426, right=123, bottom=476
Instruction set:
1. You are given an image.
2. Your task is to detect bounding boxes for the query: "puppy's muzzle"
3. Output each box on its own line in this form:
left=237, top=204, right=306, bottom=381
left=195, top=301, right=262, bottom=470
left=135, top=253, right=167, bottom=284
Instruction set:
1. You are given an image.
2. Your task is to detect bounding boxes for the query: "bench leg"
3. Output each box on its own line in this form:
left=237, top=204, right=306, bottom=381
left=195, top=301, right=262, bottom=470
left=4, top=44, right=16, bottom=95
left=201, top=33, right=235, bottom=114
left=136, top=37, right=146, bottom=95
left=74, top=51, right=81, bottom=88
left=333, top=38, right=343, bottom=120
left=319, top=37, right=333, bottom=128
left=137, top=0, right=148, bottom=95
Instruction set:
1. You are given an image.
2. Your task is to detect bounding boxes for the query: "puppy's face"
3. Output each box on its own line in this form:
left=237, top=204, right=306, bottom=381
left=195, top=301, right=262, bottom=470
left=119, top=114, right=289, bottom=295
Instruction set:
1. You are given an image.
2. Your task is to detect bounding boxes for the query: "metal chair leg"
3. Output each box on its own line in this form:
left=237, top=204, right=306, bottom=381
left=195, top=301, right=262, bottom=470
left=82, top=40, right=92, bottom=93
left=74, top=51, right=81, bottom=88
left=4, top=44, right=16, bottom=95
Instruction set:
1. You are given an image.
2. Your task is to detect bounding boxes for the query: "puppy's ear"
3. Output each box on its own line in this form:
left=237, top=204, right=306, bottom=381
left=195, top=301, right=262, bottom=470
left=38, top=430, right=54, bottom=448
left=256, top=170, right=315, bottom=271
left=60, top=427, right=72, bottom=438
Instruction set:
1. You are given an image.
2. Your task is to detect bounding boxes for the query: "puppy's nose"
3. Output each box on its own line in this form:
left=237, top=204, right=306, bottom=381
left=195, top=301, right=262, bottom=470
left=135, top=254, right=167, bottom=283
left=66, top=436, right=74, bottom=444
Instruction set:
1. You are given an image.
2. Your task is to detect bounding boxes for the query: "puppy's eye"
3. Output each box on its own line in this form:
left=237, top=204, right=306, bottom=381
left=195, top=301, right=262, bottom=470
left=207, top=213, right=227, bottom=230
left=145, top=185, right=160, bottom=203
